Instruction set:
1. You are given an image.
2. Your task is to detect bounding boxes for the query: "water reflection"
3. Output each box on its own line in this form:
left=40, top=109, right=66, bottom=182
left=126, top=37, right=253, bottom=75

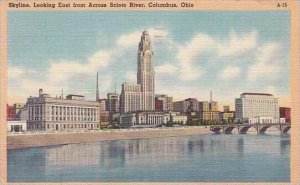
left=280, top=134, right=290, bottom=155
left=237, top=138, right=244, bottom=157
left=8, top=134, right=290, bottom=182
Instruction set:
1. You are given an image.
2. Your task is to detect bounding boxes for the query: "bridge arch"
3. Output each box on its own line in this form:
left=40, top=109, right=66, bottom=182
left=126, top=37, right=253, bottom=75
left=282, top=126, right=291, bottom=134
left=223, top=126, right=236, bottom=134
left=259, top=125, right=272, bottom=134
left=238, top=126, right=253, bottom=134
left=211, top=127, right=222, bottom=134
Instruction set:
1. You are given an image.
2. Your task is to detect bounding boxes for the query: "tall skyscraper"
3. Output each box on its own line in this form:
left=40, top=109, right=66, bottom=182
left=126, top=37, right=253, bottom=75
left=137, top=31, right=155, bottom=111
left=120, top=31, right=156, bottom=113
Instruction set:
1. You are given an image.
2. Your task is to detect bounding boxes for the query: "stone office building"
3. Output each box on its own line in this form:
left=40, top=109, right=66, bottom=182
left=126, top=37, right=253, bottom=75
left=27, top=89, right=100, bottom=131
left=235, top=92, right=279, bottom=123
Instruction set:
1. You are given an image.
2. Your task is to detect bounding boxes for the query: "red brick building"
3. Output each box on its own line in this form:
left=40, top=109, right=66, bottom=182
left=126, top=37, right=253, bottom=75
left=7, top=104, right=14, bottom=120
left=280, top=107, right=291, bottom=123
left=155, top=99, right=164, bottom=112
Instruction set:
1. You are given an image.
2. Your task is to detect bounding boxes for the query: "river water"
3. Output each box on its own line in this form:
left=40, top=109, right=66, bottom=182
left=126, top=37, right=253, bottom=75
left=8, top=133, right=290, bottom=182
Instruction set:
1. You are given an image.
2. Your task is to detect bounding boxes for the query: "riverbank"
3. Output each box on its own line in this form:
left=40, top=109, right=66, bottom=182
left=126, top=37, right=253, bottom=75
left=7, top=126, right=211, bottom=150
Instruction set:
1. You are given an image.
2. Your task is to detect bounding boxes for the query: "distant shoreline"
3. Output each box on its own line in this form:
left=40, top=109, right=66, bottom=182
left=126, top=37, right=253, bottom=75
left=7, top=126, right=211, bottom=150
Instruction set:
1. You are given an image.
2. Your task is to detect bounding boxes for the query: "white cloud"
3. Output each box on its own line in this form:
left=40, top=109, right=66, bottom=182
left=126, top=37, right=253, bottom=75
left=156, top=63, right=177, bottom=75
left=8, top=66, right=25, bottom=79
left=177, top=33, right=215, bottom=64
left=219, top=66, right=241, bottom=80
left=46, top=50, right=111, bottom=85
left=125, top=70, right=136, bottom=82
left=265, top=85, right=277, bottom=95
left=177, top=33, right=215, bottom=80
left=88, top=50, right=111, bottom=69
left=218, top=30, right=257, bottom=57
left=247, top=43, right=282, bottom=82
left=116, top=28, right=169, bottom=49
left=116, top=31, right=141, bottom=49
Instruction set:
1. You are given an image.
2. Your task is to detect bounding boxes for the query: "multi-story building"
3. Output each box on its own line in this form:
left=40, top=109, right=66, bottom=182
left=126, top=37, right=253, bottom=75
left=106, top=93, right=120, bottom=113
left=155, top=94, right=173, bottom=112
left=235, top=93, right=279, bottom=123
left=120, top=111, right=170, bottom=128
left=120, top=31, right=155, bottom=113
left=120, top=83, right=142, bottom=113
left=279, top=107, right=291, bottom=123
left=99, top=99, right=110, bottom=126
left=199, top=101, right=219, bottom=121
left=210, top=101, right=218, bottom=111
left=27, top=89, right=100, bottom=131
left=19, top=106, right=28, bottom=121
left=137, top=31, right=155, bottom=111
left=173, top=101, right=187, bottom=113
left=7, top=104, right=14, bottom=120
left=223, top=105, right=230, bottom=112
left=155, top=99, right=164, bottom=112
left=200, top=111, right=220, bottom=121
left=173, top=98, right=199, bottom=113
left=13, top=103, right=25, bottom=119
left=199, top=101, right=209, bottom=112
left=219, top=105, right=234, bottom=122
left=166, top=96, right=173, bottom=111
left=105, top=93, right=120, bottom=123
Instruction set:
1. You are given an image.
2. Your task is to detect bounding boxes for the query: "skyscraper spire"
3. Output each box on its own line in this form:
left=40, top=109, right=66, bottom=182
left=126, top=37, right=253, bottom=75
left=96, top=72, right=99, bottom=101
left=210, top=90, right=212, bottom=103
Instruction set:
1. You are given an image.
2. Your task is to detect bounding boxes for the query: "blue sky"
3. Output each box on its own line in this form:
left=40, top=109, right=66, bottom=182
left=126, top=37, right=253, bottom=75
left=7, top=11, right=290, bottom=108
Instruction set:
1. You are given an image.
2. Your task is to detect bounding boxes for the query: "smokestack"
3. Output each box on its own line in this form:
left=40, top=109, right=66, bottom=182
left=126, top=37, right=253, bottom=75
left=96, top=72, right=99, bottom=101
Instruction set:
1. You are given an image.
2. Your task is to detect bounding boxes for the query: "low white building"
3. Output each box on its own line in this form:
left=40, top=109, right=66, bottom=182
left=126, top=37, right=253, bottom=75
left=170, top=113, right=187, bottom=125
left=7, top=121, right=27, bottom=132
left=120, top=111, right=170, bottom=128
left=248, top=116, right=279, bottom=124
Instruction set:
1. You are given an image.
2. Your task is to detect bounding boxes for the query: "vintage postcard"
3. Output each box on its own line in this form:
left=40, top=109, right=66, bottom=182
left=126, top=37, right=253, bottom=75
left=0, top=0, right=299, bottom=184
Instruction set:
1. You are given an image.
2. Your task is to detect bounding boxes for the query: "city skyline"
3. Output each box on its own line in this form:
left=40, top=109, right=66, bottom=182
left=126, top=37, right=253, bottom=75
left=7, top=11, right=290, bottom=108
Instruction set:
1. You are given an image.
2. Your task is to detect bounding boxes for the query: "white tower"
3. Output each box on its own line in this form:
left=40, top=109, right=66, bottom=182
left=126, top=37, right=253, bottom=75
left=137, top=31, right=155, bottom=111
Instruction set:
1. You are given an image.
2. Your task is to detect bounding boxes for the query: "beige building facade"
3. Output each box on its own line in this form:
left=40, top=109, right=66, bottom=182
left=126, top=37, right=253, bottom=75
left=27, top=89, right=100, bottom=131
left=235, top=93, right=279, bottom=122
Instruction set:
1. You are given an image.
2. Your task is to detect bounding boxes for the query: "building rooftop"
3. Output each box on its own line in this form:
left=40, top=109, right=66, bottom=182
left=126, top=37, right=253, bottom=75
left=241, top=92, right=273, bottom=96
left=66, top=94, right=84, bottom=97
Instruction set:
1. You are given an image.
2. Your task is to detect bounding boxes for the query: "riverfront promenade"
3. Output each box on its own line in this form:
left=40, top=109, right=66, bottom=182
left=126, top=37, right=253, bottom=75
left=7, top=126, right=211, bottom=150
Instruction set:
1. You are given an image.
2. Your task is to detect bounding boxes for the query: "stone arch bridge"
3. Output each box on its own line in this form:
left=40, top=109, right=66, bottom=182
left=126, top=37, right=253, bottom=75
left=210, top=123, right=291, bottom=134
